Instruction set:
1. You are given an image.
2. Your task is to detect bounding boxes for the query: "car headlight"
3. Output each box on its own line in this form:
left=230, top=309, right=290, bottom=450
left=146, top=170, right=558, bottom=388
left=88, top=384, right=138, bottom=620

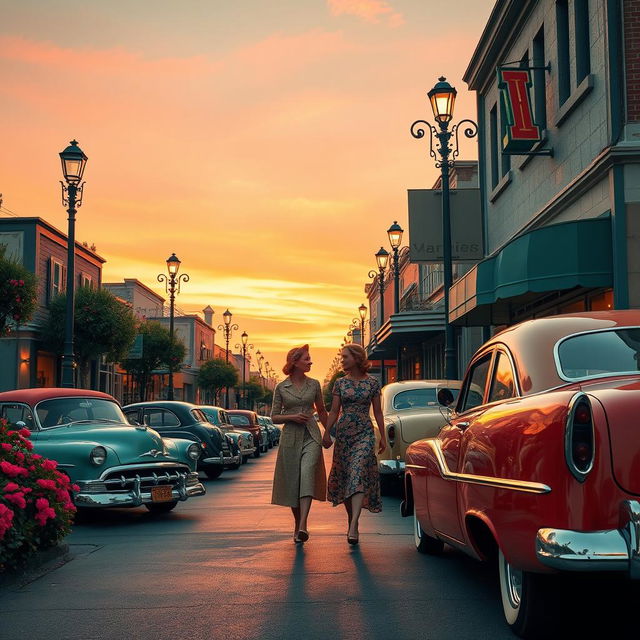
left=90, top=446, right=107, bottom=466
left=187, top=443, right=201, bottom=461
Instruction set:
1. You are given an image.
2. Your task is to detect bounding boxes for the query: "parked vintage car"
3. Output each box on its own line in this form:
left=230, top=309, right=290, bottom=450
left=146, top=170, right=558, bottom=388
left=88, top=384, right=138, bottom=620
left=0, top=388, right=206, bottom=512
left=258, top=415, right=280, bottom=448
left=197, top=405, right=257, bottom=463
left=123, top=401, right=239, bottom=478
left=227, top=409, right=268, bottom=456
left=402, top=311, right=640, bottom=637
left=376, top=380, right=463, bottom=491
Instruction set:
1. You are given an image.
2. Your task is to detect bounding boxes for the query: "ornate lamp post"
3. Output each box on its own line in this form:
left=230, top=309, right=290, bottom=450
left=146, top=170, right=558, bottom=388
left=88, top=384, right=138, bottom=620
left=59, top=140, right=88, bottom=388
left=235, top=331, right=253, bottom=409
left=218, top=309, right=239, bottom=408
left=358, top=303, right=367, bottom=347
left=369, top=246, right=389, bottom=384
left=411, top=77, right=478, bottom=380
left=158, top=253, right=189, bottom=400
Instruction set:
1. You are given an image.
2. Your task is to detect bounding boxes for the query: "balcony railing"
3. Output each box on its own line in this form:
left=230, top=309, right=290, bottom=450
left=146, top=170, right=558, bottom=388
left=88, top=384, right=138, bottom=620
left=400, top=290, right=443, bottom=312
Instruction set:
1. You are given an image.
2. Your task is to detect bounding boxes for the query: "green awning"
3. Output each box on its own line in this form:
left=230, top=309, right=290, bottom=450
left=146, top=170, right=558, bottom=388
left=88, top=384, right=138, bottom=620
left=450, top=217, right=613, bottom=326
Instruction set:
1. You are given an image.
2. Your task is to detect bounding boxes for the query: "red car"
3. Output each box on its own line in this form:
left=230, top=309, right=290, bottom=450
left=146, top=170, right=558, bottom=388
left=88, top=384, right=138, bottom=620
left=226, top=409, right=268, bottom=457
left=403, top=311, right=640, bottom=638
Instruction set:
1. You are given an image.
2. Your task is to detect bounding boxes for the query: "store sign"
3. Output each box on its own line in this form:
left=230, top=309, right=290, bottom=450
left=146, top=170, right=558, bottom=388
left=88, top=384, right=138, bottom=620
left=408, top=188, right=483, bottom=263
left=498, top=67, right=541, bottom=152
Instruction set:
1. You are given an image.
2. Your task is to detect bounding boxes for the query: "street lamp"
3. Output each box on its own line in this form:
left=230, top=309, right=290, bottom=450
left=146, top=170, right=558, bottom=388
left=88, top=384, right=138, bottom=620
left=369, top=246, right=389, bottom=384
left=358, top=303, right=367, bottom=347
left=235, top=331, right=253, bottom=409
left=59, top=140, right=88, bottom=388
left=218, top=309, right=239, bottom=408
left=158, top=253, right=189, bottom=400
left=387, top=221, right=411, bottom=315
left=411, top=76, right=478, bottom=380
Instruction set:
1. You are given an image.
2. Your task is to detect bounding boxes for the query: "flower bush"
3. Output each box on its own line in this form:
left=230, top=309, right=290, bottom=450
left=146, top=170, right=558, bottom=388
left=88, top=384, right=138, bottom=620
left=0, top=419, right=77, bottom=572
left=0, top=246, right=38, bottom=337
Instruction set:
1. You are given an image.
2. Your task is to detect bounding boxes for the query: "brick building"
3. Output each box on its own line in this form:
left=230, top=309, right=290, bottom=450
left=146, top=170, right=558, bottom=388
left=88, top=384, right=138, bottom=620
left=0, top=217, right=104, bottom=391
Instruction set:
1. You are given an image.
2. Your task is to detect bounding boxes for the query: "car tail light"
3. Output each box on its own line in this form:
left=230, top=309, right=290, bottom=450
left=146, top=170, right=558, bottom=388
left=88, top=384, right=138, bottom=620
left=387, top=424, right=396, bottom=445
left=565, top=393, right=595, bottom=482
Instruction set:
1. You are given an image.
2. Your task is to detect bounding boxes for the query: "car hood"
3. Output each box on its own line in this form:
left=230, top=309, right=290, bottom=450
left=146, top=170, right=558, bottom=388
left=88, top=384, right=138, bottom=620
left=36, top=423, right=177, bottom=464
left=582, top=376, right=640, bottom=494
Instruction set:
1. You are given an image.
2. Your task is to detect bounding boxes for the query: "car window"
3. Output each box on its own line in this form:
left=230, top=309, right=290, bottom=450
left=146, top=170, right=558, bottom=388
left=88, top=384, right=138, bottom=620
left=229, top=414, right=251, bottom=426
left=36, top=398, right=126, bottom=428
left=460, top=354, right=493, bottom=412
left=220, top=410, right=230, bottom=424
left=144, top=409, right=180, bottom=428
left=123, top=410, right=139, bottom=425
left=191, top=409, right=207, bottom=423
left=200, top=408, right=218, bottom=424
left=557, top=328, right=640, bottom=379
left=393, top=388, right=438, bottom=410
left=1, top=404, right=35, bottom=430
left=487, top=352, right=517, bottom=404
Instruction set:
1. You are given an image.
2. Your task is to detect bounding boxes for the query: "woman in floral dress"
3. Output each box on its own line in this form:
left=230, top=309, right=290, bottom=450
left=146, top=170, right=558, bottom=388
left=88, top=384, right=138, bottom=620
left=324, top=344, right=386, bottom=544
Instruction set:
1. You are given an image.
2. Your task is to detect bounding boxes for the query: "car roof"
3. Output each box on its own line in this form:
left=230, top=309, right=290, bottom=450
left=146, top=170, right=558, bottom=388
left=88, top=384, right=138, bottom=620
left=227, top=409, right=256, bottom=416
left=123, top=400, right=197, bottom=409
left=476, top=310, right=640, bottom=395
left=0, top=388, right=116, bottom=404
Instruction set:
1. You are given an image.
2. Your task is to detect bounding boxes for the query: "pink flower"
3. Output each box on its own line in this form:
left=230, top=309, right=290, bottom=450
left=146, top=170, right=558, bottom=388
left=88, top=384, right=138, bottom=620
left=0, top=503, right=14, bottom=539
left=35, top=497, right=49, bottom=510
left=4, top=492, right=26, bottom=509
left=71, top=484, right=80, bottom=492
left=0, top=443, right=11, bottom=451
left=0, top=461, right=29, bottom=477
left=41, top=459, right=57, bottom=471
left=31, top=454, right=42, bottom=460
left=14, top=451, right=25, bottom=463
left=18, top=429, right=30, bottom=438
left=55, top=488, right=70, bottom=503
left=22, top=440, right=33, bottom=450
left=36, top=479, right=57, bottom=491
left=3, top=482, right=19, bottom=492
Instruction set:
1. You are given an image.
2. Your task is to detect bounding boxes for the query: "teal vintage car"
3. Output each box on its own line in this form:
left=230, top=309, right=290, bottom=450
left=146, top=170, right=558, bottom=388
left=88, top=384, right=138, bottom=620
left=0, top=388, right=206, bottom=513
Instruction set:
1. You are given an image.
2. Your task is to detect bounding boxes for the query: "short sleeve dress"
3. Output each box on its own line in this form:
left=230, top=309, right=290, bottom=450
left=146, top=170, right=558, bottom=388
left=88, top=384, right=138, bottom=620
left=270, top=377, right=327, bottom=507
left=327, top=376, right=382, bottom=513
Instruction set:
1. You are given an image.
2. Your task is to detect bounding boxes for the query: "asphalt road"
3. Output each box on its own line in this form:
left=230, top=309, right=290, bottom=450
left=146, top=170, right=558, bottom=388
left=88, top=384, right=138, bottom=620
left=1, top=446, right=519, bottom=640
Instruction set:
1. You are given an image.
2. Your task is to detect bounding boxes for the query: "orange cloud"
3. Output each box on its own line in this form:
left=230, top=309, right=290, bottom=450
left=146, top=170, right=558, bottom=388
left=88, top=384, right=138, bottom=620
left=327, top=0, right=404, bottom=26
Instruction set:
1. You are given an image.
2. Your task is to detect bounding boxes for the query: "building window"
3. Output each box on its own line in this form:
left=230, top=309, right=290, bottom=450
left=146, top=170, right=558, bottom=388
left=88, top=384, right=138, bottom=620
left=533, top=25, right=547, bottom=130
left=556, top=0, right=570, bottom=105
left=78, top=273, right=93, bottom=289
left=49, top=258, right=66, bottom=301
left=490, top=103, right=499, bottom=189
left=589, top=289, right=613, bottom=311
left=574, top=0, right=590, bottom=84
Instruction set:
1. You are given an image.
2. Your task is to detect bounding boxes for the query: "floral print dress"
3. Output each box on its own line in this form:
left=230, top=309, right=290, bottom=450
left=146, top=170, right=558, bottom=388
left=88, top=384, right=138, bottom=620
left=327, top=375, right=382, bottom=513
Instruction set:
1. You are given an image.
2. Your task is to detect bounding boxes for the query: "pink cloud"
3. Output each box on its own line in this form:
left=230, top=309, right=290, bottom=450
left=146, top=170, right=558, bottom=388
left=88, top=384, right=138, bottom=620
left=327, top=0, right=404, bottom=26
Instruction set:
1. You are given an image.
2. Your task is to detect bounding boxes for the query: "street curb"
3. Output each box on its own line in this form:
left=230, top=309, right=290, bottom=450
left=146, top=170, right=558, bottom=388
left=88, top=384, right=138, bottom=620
left=0, top=543, right=72, bottom=591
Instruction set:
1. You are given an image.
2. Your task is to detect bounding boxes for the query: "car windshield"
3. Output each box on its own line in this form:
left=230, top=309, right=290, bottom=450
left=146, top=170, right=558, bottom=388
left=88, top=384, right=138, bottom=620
left=392, top=388, right=459, bottom=410
left=557, top=328, right=640, bottom=379
left=36, top=398, right=127, bottom=428
left=229, top=414, right=251, bottom=426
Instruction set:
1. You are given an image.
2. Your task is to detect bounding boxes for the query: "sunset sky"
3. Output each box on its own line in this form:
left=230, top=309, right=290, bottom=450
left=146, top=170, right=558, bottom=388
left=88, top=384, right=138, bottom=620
left=1, top=0, right=494, bottom=378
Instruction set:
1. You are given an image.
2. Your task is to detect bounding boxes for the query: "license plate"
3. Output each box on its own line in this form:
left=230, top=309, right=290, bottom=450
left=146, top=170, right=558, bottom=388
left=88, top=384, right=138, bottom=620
left=151, top=485, right=174, bottom=502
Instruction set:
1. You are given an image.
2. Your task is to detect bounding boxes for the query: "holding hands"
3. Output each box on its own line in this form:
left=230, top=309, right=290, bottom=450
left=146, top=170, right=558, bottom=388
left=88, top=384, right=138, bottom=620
left=291, top=413, right=310, bottom=424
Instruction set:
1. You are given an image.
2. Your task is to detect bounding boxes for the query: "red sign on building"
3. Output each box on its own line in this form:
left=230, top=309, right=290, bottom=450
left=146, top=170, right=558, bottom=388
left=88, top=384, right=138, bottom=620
left=498, top=67, right=541, bottom=152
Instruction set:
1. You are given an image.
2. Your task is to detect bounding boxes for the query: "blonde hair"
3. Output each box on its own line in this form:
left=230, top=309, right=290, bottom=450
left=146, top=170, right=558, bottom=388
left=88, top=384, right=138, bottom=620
left=342, top=344, right=371, bottom=374
left=283, top=344, right=309, bottom=375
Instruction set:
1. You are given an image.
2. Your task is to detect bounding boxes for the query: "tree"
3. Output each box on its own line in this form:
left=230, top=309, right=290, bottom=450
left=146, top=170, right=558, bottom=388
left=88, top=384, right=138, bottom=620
left=42, top=286, right=137, bottom=387
left=121, top=320, right=186, bottom=402
left=323, top=371, right=345, bottom=409
left=197, top=358, right=238, bottom=405
left=0, top=246, right=37, bottom=336
left=240, top=377, right=264, bottom=410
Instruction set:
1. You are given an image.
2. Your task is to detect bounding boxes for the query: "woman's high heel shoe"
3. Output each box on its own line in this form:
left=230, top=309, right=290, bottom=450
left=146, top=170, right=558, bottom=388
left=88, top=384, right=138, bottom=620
left=297, top=530, right=309, bottom=542
left=347, top=533, right=359, bottom=545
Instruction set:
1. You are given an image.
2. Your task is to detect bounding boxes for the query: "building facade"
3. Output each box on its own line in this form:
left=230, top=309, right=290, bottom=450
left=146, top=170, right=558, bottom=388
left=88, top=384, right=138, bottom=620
left=0, top=217, right=104, bottom=391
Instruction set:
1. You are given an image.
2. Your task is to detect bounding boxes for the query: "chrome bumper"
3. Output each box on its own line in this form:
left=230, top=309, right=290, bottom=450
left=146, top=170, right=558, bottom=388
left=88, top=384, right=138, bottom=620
left=74, top=472, right=206, bottom=508
left=536, top=500, right=640, bottom=577
left=223, top=454, right=241, bottom=467
left=379, top=459, right=405, bottom=475
left=241, top=446, right=256, bottom=456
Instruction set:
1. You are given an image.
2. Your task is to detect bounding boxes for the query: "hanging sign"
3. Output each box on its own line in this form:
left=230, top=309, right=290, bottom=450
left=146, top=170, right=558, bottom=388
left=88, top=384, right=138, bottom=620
left=498, top=67, right=541, bottom=153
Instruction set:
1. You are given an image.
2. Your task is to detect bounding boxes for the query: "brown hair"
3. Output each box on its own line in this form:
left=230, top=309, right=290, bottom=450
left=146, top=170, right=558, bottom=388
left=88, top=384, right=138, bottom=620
left=342, top=344, right=371, bottom=374
left=283, top=344, right=309, bottom=375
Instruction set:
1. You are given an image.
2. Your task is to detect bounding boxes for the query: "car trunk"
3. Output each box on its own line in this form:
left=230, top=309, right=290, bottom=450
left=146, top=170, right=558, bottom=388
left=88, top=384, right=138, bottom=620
left=587, top=377, right=640, bottom=495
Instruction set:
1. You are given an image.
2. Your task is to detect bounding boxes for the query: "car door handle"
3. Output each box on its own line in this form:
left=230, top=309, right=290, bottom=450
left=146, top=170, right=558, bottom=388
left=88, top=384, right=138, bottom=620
left=456, top=421, right=470, bottom=429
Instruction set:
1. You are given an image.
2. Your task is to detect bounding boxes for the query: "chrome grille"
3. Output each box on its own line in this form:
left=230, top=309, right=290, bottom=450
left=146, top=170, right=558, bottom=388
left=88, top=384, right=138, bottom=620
left=102, top=466, right=188, bottom=491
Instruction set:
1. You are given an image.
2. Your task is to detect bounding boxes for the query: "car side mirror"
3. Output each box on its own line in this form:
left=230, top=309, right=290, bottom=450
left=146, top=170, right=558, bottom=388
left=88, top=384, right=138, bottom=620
left=437, top=388, right=455, bottom=408
left=127, top=417, right=142, bottom=426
